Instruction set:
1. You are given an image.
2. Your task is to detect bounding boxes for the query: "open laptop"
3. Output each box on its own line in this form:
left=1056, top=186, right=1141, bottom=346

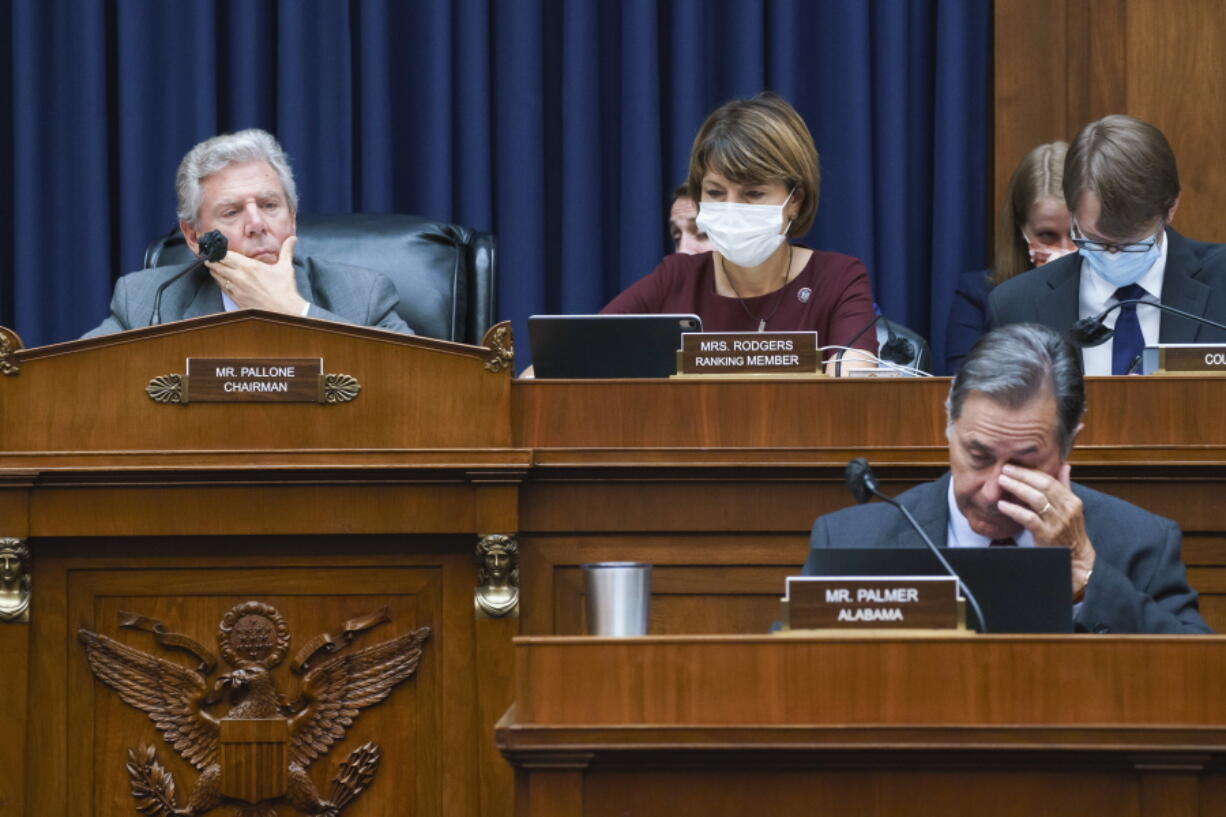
left=528, top=314, right=701, bottom=378
left=802, top=547, right=1073, bottom=633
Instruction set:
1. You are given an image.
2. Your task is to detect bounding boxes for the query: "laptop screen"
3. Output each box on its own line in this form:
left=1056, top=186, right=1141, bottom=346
left=802, top=547, right=1073, bottom=633
left=528, top=314, right=701, bottom=378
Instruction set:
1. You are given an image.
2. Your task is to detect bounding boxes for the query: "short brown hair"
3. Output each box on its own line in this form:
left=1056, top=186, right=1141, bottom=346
left=1064, top=115, right=1179, bottom=239
left=686, top=93, right=820, bottom=237
left=993, top=141, right=1068, bottom=285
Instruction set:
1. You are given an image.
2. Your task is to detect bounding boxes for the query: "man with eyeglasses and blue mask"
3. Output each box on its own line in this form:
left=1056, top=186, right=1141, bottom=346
left=987, top=115, right=1226, bottom=375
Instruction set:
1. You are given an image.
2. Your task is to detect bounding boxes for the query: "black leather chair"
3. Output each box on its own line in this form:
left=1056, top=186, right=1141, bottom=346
left=143, top=213, right=496, bottom=345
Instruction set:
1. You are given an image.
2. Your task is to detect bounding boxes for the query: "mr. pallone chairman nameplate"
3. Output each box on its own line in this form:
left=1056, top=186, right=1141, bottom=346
left=145, top=358, right=362, bottom=405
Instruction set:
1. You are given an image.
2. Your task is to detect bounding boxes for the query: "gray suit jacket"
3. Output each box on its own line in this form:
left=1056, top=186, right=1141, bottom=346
left=803, top=473, right=1211, bottom=634
left=82, top=256, right=413, bottom=338
left=987, top=228, right=1226, bottom=343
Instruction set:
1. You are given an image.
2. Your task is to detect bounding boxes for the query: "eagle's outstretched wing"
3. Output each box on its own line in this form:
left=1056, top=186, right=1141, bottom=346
left=78, top=628, right=220, bottom=771
left=289, top=625, right=431, bottom=767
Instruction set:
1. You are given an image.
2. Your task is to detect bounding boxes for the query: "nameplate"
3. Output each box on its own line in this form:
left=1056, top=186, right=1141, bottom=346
left=146, top=359, right=362, bottom=405
left=187, top=358, right=322, bottom=402
left=1144, top=344, right=1226, bottom=376
left=676, top=332, right=819, bottom=375
left=781, top=575, right=960, bottom=630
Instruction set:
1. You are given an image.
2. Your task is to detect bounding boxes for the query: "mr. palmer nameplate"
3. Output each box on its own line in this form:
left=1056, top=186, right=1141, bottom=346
left=146, top=358, right=362, bottom=405
left=780, top=575, right=962, bottom=631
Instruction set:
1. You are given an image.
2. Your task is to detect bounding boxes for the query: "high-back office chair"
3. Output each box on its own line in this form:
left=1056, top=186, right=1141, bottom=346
left=144, top=213, right=496, bottom=345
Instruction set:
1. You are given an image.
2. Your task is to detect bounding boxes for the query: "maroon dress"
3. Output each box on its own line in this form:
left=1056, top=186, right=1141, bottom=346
left=600, top=249, right=877, bottom=360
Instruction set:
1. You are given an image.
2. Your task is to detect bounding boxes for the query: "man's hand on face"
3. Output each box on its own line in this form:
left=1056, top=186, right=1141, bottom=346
left=206, top=235, right=307, bottom=316
left=997, top=463, right=1096, bottom=601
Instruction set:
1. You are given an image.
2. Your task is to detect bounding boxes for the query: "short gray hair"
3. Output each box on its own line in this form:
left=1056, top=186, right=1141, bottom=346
left=947, top=324, right=1085, bottom=457
left=176, top=129, right=298, bottom=228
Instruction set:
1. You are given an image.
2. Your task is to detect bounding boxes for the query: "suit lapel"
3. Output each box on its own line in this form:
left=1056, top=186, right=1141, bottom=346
left=293, top=258, right=314, bottom=304
left=1157, top=229, right=1210, bottom=343
left=1032, top=256, right=1081, bottom=331
left=177, top=266, right=222, bottom=321
left=897, top=473, right=952, bottom=549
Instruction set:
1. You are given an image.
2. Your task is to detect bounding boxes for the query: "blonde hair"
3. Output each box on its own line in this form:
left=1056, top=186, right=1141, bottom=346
left=993, top=141, right=1068, bottom=286
left=686, top=93, right=820, bottom=237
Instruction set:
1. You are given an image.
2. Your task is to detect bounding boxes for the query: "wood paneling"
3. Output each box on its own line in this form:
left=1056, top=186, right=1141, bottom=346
left=30, top=544, right=479, bottom=817
left=6, top=313, right=1226, bottom=817
left=0, top=311, right=512, bottom=455
left=501, top=637, right=1225, bottom=816
left=0, top=623, right=28, bottom=817
left=996, top=0, right=1226, bottom=243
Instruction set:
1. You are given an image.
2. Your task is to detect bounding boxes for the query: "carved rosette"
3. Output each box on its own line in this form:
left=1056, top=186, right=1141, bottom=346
left=322, top=373, right=361, bottom=404
left=481, top=321, right=514, bottom=373
left=0, top=538, right=30, bottom=623
left=0, top=326, right=23, bottom=376
left=146, top=373, right=184, bottom=404
left=475, top=534, right=519, bottom=618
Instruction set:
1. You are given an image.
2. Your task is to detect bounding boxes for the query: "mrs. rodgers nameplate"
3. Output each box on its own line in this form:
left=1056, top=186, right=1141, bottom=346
left=146, top=358, right=361, bottom=405
left=676, top=331, right=820, bottom=376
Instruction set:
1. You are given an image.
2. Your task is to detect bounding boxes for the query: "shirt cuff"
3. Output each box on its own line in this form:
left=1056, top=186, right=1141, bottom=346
left=300, top=302, right=312, bottom=317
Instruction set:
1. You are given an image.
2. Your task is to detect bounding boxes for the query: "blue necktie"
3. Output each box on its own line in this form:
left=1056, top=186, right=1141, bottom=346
left=1111, top=284, right=1147, bottom=375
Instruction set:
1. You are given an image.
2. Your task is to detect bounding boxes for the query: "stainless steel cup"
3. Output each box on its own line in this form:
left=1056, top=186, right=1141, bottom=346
left=582, top=562, right=651, bottom=636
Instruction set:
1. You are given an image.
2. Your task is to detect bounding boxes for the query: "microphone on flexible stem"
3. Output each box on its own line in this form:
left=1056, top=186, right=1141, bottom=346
left=1068, top=299, right=1226, bottom=347
left=837, top=313, right=916, bottom=374
left=149, top=230, right=228, bottom=326
left=844, top=458, right=988, bottom=633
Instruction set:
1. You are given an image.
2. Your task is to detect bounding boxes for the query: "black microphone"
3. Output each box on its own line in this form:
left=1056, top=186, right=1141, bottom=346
left=837, top=313, right=917, bottom=374
left=1068, top=299, right=1226, bottom=347
left=844, top=458, right=988, bottom=633
left=877, top=316, right=915, bottom=365
left=149, top=230, right=228, bottom=326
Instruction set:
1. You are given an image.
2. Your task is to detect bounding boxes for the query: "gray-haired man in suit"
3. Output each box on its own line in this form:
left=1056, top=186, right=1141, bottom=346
left=84, top=129, right=411, bottom=337
left=804, top=323, right=1210, bottom=634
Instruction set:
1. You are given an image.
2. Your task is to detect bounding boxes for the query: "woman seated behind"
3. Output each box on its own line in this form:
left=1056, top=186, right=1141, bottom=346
left=601, top=92, right=877, bottom=375
left=944, top=141, right=1076, bottom=373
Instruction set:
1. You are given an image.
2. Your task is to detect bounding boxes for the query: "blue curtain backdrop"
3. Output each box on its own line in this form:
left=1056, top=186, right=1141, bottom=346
left=1, top=0, right=990, bottom=371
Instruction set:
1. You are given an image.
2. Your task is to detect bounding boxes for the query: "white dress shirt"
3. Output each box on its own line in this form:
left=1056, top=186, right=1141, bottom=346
left=1077, top=235, right=1168, bottom=376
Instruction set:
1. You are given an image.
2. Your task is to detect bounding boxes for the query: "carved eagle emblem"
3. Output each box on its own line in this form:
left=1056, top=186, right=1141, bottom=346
left=78, top=601, right=430, bottom=817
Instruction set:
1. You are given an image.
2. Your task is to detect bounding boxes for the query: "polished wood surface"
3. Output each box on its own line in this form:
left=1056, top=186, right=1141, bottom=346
left=2, top=317, right=519, bottom=817
left=3, top=318, right=1225, bottom=816
left=514, top=376, right=1226, bottom=639
left=995, top=0, right=1226, bottom=244
left=499, top=636, right=1226, bottom=817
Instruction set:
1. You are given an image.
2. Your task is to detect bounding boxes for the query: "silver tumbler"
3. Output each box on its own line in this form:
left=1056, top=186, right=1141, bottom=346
left=582, top=562, right=651, bottom=636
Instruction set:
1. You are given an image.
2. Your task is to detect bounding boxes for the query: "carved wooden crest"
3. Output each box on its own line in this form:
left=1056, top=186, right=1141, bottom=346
left=78, top=601, right=430, bottom=816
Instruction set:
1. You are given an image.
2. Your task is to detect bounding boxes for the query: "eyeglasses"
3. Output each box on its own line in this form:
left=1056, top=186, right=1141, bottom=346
left=1070, top=218, right=1161, bottom=253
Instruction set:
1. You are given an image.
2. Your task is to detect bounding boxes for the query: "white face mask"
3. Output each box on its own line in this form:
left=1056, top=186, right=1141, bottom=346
left=695, top=190, right=793, bottom=268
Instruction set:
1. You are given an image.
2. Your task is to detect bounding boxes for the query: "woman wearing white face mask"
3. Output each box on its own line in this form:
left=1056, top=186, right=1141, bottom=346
left=601, top=93, right=877, bottom=375
left=944, top=141, right=1076, bottom=374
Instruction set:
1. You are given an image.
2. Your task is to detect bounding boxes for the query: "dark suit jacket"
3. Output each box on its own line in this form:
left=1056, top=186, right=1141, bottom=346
left=986, top=228, right=1226, bottom=343
left=82, top=256, right=413, bottom=338
left=803, top=473, right=1211, bottom=634
left=943, top=269, right=993, bottom=375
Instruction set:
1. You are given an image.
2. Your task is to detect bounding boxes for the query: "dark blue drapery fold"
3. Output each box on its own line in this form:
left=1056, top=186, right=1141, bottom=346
left=2, top=0, right=989, bottom=370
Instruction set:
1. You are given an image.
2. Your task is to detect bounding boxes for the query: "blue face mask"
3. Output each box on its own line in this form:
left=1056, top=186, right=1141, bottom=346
left=1079, top=234, right=1161, bottom=288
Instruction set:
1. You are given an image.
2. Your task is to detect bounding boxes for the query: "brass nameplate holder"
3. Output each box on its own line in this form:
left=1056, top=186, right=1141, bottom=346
left=146, top=358, right=361, bottom=404
left=674, top=331, right=822, bottom=377
left=1144, top=344, right=1226, bottom=376
left=778, top=575, right=964, bottom=632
